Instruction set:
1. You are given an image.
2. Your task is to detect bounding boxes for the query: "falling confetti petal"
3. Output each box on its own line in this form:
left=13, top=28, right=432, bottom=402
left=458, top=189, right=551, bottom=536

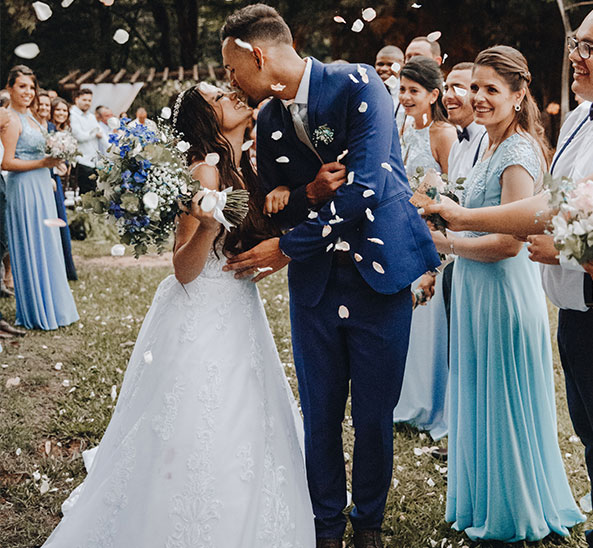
left=61, top=0, right=75, bottom=6
left=33, top=471, right=41, bottom=481
left=349, top=74, right=360, bottom=84
left=322, top=225, right=332, bottom=237
left=234, top=38, right=254, bottom=51
left=363, top=189, right=375, bottom=198
left=329, top=215, right=344, bottom=224
left=372, top=261, right=385, bottom=274
left=569, top=435, right=580, bottom=443
left=33, top=2, right=52, bottom=21
left=333, top=15, right=347, bottom=24
left=15, top=448, right=22, bottom=456
left=426, top=478, right=436, bottom=487
left=362, top=7, right=377, bottom=21
left=368, top=237, right=384, bottom=245
left=335, top=241, right=350, bottom=252
left=347, top=171, right=355, bottom=185
left=111, top=385, right=118, bottom=401
left=39, top=478, right=50, bottom=494
left=62, top=379, right=70, bottom=387
left=275, top=156, right=289, bottom=163
left=113, top=29, right=130, bottom=44
left=422, top=113, right=428, bottom=125
left=270, top=83, right=286, bottom=91
left=326, top=243, right=334, bottom=252
left=381, top=162, right=392, bottom=172
left=347, top=490, right=352, bottom=506
left=143, top=350, right=153, bottom=364
left=111, top=244, right=125, bottom=256
left=205, top=152, right=220, bottom=166
left=393, top=478, right=400, bottom=489
left=442, top=53, right=449, bottom=63
left=337, top=149, right=348, bottom=162
left=413, top=447, right=423, bottom=456
left=384, top=75, right=398, bottom=89
left=330, top=201, right=336, bottom=215
left=351, top=19, right=364, bottom=32
left=271, top=130, right=283, bottom=140
left=338, top=305, right=350, bottom=319
left=357, top=64, right=370, bottom=83
left=241, top=139, right=254, bottom=151
left=102, top=0, right=115, bottom=5
left=453, top=86, right=467, bottom=97
left=107, top=116, right=120, bottom=129
left=358, top=102, right=368, bottom=113
left=365, top=208, right=375, bottom=221
left=354, top=253, right=363, bottom=262
left=160, top=107, right=172, bottom=119
left=579, top=493, right=592, bottom=513
left=43, top=218, right=67, bottom=228
left=427, top=31, right=442, bottom=42
left=54, top=362, right=62, bottom=370
left=391, top=62, right=401, bottom=73
left=411, top=2, right=422, bottom=8
left=14, top=43, right=40, bottom=59
left=6, top=377, right=21, bottom=388
left=308, top=211, right=318, bottom=219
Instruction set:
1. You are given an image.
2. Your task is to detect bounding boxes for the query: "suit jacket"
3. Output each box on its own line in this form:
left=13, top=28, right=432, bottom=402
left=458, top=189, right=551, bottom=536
left=256, top=58, right=440, bottom=307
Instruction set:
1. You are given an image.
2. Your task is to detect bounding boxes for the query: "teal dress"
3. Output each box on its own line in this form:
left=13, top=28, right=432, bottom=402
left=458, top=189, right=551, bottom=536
left=5, top=111, right=78, bottom=330
left=446, top=133, right=584, bottom=541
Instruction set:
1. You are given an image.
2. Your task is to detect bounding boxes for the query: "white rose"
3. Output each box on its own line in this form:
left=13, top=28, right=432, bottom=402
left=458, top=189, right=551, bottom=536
left=107, top=117, right=120, bottom=130
left=142, top=191, right=159, bottom=210
left=177, top=141, right=191, bottom=153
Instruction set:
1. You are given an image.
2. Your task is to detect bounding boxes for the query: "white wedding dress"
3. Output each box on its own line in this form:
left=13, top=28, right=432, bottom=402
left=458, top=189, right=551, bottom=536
left=43, top=246, right=315, bottom=548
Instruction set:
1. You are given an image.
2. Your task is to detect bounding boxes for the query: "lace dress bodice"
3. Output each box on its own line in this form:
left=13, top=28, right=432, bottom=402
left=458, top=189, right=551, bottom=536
left=401, top=123, right=441, bottom=177
left=13, top=110, right=46, bottom=161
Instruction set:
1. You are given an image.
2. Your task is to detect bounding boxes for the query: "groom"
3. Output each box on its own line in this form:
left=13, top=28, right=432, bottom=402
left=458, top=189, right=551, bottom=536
left=221, top=6, right=439, bottom=547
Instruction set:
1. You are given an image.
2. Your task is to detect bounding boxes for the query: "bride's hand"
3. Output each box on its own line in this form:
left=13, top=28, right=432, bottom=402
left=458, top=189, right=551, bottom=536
left=180, top=192, right=220, bottom=231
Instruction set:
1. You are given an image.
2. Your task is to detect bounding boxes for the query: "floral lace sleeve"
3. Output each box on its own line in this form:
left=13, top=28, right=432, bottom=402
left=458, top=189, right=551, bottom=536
left=494, top=134, right=541, bottom=183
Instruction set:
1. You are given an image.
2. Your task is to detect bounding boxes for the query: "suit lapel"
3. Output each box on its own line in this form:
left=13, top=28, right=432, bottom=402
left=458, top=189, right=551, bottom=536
left=307, top=58, right=324, bottom=148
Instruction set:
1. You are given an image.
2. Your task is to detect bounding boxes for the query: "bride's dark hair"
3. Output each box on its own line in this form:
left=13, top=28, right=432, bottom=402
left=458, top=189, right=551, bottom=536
left=172, top=85, right=280, bottom=255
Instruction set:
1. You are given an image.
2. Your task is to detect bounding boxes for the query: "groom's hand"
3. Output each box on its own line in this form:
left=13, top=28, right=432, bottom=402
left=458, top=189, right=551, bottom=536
left=223, top=237, right=290, bottom=282
left=306, top=162, right=347, bottom=206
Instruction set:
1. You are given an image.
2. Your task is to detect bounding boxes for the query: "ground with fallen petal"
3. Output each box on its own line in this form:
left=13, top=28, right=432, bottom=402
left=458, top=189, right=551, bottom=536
left=0, top=240, right=590, bottom=548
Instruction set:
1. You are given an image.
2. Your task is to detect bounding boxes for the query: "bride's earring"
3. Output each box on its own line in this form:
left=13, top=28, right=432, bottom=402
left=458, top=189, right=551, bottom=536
left=514, top=104, right=521, bottom=112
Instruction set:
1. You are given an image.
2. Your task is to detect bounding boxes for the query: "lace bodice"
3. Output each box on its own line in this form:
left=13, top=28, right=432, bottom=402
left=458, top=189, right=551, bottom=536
left=463, top=133, right=541, bottom=237
left=13, top=110, right=46, bottom=161
left=401, top=123, right=441, bottom=177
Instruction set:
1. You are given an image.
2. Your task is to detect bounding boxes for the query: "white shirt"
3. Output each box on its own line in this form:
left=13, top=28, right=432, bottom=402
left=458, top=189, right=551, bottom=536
left=70, top=106, right=106, bottom=168
left=129, top=118, right=158, bottom=133
left=98, top=121, right=111, bottom=155
left=282, top=57, right=312, bottom=129
left=447, top=122, right=488, bottom=185
left=540, top=100, right=593, bottom=311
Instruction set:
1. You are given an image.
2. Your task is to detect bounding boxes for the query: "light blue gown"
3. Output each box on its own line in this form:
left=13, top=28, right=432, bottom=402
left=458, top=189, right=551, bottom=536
left=5, top=111, right=78, bottom=330
left=446, top=133, right=584, bottom=541
left=393, top=123, right=448, bottom=440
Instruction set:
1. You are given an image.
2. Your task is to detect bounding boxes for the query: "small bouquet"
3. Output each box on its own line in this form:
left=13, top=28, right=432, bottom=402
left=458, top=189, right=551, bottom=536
left=45, top=131, right=81, bottom=164
left=83, top=118, right=249, bottom=257
left=545, top=173, right=593, bottom=266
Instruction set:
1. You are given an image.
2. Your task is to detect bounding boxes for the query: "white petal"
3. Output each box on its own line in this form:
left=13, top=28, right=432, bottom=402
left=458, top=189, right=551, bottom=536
left=384, top=75, right=398, bottom=89
left=381, top=162, right=392, bottom=172
left=275, top=156, right=290, bottom=163
left=453, top=86, right=467, bottom=97
left=14, top=43, right=40, bottom=59
left=326, top=243, right=334, bottom=252
left=205, top=152, right=220, bottom=166
left=372, top=261, right=385, bottom=274
left=271, top=130, right=283, bottom=140
left=426, top=477, right=436, bottom=487
left=54, top=362, right=62, bottom=371
left=354, top=253, right=363, bottom=262
left=423, top=113, right=428, bottom=125
left=442, top=53, right=448, bottom=63
left=333, top=15, right=346, bottom=24
left=270, top=82, right=286, bottom=91
left=308, top=210, right=318, bottom=219
left=143, top=350, right=153, bottom=364
left=113, top=29, right=130, bottom=45
left=347, top=171, right=355, bottom=185
left=411, top=2, right=422, bottom=7
left=349, top=74, right=360, bottom=84
left=391, top=62, right=401, bottom=73
left=15, top=448, right=22, bottom=456
left=365, top=208, right=375, bottom=222
left=39, top=479, right=50, bottom=494
left=142, top=191, right=159, bottom=210
left=33, top=2, right=52, bottom=21
left=427, top=31, right=442, bottom=42
left=358, top=102, right=368, bottom=113
left=362, top=7, right=377, bottom=21
left=61, top=0, right=75, bottom=7
left=363, top=189, right=375, bottom=198
left=351, top=19, right=364, bottom=32
left=234, top=38, right=253, bottom=52
left=110, top=244, right=125, bottom=256
left=44, top=218, right=67, bottom=228
left=368, top=237, right=384, bottom=245
left=335, top=241, right=350, bottom=252
left=110, top=385, right=118, bottom=401
left=107, top=116, right=120, bottom=129
left=241, top=139, right=254, bottom=151
left=322, top=225, right=332, bottom=237
left=62, top=379, right=70, bottom=387
left=160, top=107, right=172, bottom=119
left=338, top=305, right=350, bottom=319
left=176, top=140, right=191, bottom=153
left=329, top=215, right=344, bottom=224
left=330, top=201, right=336, bottom=215
left=101, top=0, right=114, bottom=4
left=337, top=149, right=348, bottom=162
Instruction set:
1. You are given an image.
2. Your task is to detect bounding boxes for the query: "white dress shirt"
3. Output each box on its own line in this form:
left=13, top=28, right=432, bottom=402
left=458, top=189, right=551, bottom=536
left=447, top=122, right=488, bottom=186
left=541, top=100, right=593, bottom=311
left=282, top=57, right=312, bottom=128
left=70, top=106, right=106, bottom=168
left=129, top=118, right=158, bottom=133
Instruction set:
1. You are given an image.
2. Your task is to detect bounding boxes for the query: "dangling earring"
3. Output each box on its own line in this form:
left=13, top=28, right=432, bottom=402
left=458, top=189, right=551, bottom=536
left=514, top=104, right=521, bottom=112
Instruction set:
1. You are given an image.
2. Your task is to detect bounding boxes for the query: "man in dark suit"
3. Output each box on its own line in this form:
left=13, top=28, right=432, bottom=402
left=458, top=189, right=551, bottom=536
left=221, top=6, right=439, bottom=547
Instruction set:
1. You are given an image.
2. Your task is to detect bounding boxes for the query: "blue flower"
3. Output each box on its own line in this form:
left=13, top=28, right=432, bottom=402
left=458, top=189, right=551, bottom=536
left=133, top=171, right=146, bottom=184
left=108, top=133, right=120, bottom=145
left=122, top=170, right=132, bottom=182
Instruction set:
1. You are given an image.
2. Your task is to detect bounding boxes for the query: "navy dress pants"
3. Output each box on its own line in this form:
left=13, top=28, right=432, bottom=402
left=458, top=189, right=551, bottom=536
left=290, top=255, right=412, bottom=538
left=557, top=307, right=593, bottom=547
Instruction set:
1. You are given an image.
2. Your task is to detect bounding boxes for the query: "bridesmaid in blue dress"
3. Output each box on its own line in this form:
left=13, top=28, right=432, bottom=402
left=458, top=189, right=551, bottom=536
left=430, top=46, right=584, bottom=542
left=1, top=65, right=78, bottom=330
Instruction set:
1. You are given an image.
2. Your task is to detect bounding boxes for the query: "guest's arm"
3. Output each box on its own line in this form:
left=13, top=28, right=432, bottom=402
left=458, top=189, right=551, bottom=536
left=430, top=122, right=457, bottom=175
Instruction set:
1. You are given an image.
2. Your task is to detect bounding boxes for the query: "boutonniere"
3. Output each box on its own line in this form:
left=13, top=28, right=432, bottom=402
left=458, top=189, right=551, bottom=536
left=312, top=124, right=334, bottom=146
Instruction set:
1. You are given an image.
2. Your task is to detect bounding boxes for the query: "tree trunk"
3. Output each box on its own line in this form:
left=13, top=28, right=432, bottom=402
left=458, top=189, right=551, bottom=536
left=556, top=0, right=573, bottom=123
left=174, top=0, right=198, bottom=68
left=148, top=0, right=173, bottom=68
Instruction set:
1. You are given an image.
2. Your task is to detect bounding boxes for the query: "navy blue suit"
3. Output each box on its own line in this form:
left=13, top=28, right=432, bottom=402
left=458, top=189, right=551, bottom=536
left=257, top=58, right=440, bottom=537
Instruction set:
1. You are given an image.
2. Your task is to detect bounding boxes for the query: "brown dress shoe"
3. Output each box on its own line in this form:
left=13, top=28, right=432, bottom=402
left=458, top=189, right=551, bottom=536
left=316, top=538, right=343, bottom=548
left=0, top=320, right=25, bottom=336
left=353, top=529, right=383, bottom=548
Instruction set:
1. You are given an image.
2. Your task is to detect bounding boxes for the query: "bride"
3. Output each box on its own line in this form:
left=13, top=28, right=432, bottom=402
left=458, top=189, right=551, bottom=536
left=42, top=84, right=315, bottom=547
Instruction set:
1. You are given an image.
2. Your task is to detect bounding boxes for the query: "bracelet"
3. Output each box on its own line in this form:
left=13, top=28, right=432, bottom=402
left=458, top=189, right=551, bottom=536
left=449, top=238, right=456, bottom=255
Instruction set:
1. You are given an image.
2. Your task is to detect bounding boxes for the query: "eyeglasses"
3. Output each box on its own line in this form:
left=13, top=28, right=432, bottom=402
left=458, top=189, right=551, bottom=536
left=567, top=36, right=592, bottom=60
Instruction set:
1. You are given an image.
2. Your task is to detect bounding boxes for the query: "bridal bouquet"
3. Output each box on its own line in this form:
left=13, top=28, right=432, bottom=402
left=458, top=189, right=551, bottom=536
left=545, top=173, right=593, bottom=266
left=45, top=131, right=81, bottom=164
left=83, top=117, right=249, bottom=257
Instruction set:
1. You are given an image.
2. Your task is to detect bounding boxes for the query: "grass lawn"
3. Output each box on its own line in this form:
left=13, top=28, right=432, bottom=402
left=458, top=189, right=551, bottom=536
left=0, top=239, right=590, bottom=547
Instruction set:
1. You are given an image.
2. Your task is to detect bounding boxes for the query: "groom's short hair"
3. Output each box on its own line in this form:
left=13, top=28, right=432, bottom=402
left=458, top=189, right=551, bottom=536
left=220, top=4, right=292, bottom=45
